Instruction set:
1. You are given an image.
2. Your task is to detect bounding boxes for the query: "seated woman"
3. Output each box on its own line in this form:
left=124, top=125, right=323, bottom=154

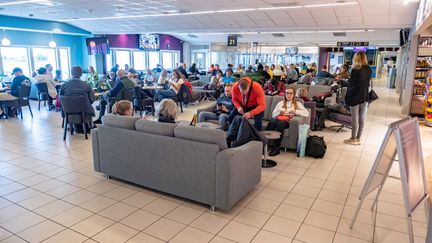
left=154, top=69, right=183, bottom=102
left=157, top=99, right=177, bottom=123
left=296, top=87, right=309, bottom=102
left=112, top=100, right=133, bottom=116
left=263, top=78, right=286, bottom=96
left=34, top=67, right=59, bottom=110
left=157, top=70, right=169, bottom=89
left=205, top=70, right=223, bottom=90
left=266, top=87, right=309, bottom=156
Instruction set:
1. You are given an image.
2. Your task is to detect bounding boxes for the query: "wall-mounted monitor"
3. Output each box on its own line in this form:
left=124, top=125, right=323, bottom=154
left=86, top=37, right=110, bottom=55
left=353, top=47, right=367, bottom=53
left=139, top=34, right=160, bottom=50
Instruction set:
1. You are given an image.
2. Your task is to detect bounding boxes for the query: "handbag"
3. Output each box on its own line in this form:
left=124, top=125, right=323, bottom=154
left=368, top=79, right=379, bottom=104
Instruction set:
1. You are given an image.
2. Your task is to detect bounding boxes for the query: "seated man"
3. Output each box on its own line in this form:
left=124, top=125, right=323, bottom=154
left=198, top=84, right=234, bottom=131
left=0, top=67, right=31, bottom=117
left=315, top=101, right=350, bottom=130
left=94, top=69, right=135, bottom=124
left=229, top=77, right=266, bottom=131
left=59, top=66, right=95, bottom=117
left=222, top=69, right=235, bottom=84
left=316, top=65, right=334, bottom=78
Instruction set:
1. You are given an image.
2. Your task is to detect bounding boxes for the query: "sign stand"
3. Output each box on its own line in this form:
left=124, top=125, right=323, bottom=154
left=350, top=118, right=430, bottom=243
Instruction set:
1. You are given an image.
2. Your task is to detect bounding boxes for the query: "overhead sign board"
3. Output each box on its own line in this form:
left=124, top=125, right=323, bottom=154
left=285, top=47, right=298, bottom=55
left=337, top=41, right=369, bottom=47
left=227, top=34, right=238, bottom=47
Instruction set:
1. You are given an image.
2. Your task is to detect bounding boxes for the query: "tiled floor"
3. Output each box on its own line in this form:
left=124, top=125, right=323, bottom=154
left=0, top=77, right=430, bottom=243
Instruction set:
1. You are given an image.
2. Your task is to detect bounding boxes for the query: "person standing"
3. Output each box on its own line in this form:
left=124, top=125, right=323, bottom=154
left=229, top=77, right=266, bottom=131
left=386, top=58, right=394, bottom=76
left=344, top=51, right=371, bottom=145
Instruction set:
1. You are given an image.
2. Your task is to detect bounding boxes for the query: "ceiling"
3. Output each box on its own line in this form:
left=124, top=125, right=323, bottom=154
left=0, top=0, right=421, bottom=46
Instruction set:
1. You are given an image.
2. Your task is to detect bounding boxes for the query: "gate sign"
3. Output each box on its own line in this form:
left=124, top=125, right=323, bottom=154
left=227, top=34, right=238, bottom=47
left=337, top=41, right=369, bottom=47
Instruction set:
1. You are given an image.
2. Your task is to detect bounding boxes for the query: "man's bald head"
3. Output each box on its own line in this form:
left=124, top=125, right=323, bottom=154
left=117, top=69, right=126, bottom=78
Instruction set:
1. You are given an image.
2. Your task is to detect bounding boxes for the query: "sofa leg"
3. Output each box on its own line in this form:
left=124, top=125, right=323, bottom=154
left=210, top=205, right=215, bottom=212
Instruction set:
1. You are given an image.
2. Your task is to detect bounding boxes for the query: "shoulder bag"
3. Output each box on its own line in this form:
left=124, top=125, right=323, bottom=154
left=368, top=79, right=379, bottom=104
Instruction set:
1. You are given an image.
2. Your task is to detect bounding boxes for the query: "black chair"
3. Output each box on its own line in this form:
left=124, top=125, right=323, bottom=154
left=133, top=86, right=155, bottom=116
left=108, top=88, right=135, bottom=113
left=60, top=95, right=93, bottom=140
left=5, top=85, right=33, bottom=119
left=34, top=83, right=50, bottom=111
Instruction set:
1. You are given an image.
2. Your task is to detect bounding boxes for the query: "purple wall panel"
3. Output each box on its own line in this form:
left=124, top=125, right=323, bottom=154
left=107, top=34, right=139, bottom=49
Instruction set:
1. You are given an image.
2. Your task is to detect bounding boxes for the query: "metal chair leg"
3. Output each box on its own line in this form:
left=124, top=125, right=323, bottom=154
left=28, top=103, right=33, bottom=117
left=63, top=118, right=68, bottom=140
left=38, top=99, right=41, bottom=111
left=83, top=121, right=88, bottom=140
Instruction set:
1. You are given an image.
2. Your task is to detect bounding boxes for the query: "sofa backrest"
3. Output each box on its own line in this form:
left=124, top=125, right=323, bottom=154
left=307, top=85, right=331, bottom=99
left=174, top=126, right=228, bottom=151
left=263, top=96, right=274, bottom=121
left=102, top=114, right=140, bottom=130
left=135, top=119, right=177, bottom=136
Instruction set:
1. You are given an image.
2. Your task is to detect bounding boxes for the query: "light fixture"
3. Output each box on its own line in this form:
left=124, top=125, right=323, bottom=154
left=49, top=33, right=56, bottom=48
left=1, top=29, right=10, bottom=46
left=0, top=0, right=49, bottom=6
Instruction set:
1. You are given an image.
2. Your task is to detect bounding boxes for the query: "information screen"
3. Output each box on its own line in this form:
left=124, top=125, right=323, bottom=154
left=227, top=35, right=238, bottom=47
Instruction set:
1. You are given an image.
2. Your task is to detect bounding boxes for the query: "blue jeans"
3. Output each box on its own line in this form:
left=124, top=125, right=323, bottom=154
left=198, top=112, right=229, bottom=131
left=229, top=108, right=264, bottom=131
left=154, top=89, right=176, bottom=102
left=350, top=102, right=367, bottom=140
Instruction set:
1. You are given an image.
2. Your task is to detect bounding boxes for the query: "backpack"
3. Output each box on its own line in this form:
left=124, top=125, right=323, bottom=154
left=305, top=135, right=327, bottom=158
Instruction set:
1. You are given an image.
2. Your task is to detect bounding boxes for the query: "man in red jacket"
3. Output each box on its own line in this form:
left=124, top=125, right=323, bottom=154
left=229, top=77, right=266, bottom=130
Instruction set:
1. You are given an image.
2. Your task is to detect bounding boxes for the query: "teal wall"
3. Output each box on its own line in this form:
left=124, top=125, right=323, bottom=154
left=0, top=15, right=91, bottom=69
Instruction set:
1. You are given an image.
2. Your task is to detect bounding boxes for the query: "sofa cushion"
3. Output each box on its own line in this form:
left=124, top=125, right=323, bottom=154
left=102, top=114, right=140, bottom=130
left=174, top=126, right=227, bottom=150
left=135, top=119, right=177, bottom=136
left=263, top=96, right=274, bottom=120
left=308, top=85, right=331, bottom=99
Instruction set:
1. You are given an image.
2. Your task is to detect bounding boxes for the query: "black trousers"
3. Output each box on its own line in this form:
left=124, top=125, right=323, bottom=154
left=266, top=118, right=290, bottom=148
left=228, top=108, right=264, bottom=131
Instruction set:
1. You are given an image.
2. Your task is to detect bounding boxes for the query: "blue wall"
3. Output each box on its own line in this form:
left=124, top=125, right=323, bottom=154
left=0, top=15, right=91, bottom=69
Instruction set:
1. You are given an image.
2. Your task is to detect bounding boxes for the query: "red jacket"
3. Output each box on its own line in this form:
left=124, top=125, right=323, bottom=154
left=231, top=77, right=266, bottom=116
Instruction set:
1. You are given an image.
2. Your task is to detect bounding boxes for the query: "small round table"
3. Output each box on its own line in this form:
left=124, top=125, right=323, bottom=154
left=196, top=122, right=221, bottom=129
left=261, top=131, right=281, bottom=168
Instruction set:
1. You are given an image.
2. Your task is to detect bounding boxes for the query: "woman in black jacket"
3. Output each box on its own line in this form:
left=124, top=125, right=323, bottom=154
left=344, top=51, right=371, bottom=145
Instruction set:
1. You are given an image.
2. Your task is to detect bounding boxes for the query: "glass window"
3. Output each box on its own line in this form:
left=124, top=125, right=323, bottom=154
left=162, top=52, right=173, bottom=70
left=59, top=48, right=70, bottom=79
left=173, top=52, right=179, bottom=68
left=1, top=47, right=30, bottom=76
left=133, top=51, right=146, bottom=70
left=115, top=50, right=131, bottom=69
left=106, top=54, right=112, bottom=72
left=32, top=48, right=57, bottom=72
left=148, top=51, right=159, bottom=69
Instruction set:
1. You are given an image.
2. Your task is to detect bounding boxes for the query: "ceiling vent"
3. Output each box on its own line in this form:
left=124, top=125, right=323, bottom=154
left=187, top=34, right=198, bottom=38
left=272, top=33, right=285, bottom=37
left=333, top=32, right=347, bottom=37
left=271, top=2, right=298, bottom=7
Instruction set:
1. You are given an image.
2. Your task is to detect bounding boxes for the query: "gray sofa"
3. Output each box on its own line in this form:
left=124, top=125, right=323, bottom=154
left=92, top=115, right=262, bottom=210
left=197, top=95, right=310, bottom=150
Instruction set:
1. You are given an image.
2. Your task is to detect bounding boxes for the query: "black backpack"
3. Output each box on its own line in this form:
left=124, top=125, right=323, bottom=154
left=305, top=135, right=327, bottom=158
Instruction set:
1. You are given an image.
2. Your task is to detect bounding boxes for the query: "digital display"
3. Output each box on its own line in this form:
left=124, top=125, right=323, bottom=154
left=353, top=47, right=367, bottom=52
left=337, top=41, right=369, bottom=47
left=86, top=37, right=110, bottom=55
left=139, top=34, right=160, bottom=50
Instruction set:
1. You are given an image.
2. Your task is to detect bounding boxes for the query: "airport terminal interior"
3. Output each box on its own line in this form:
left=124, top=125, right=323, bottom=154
left=1, top=0, right=432, bottom=242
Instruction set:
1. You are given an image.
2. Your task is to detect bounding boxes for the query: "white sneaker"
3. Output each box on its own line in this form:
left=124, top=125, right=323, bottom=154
left=344, top=138, right=359, bottom=145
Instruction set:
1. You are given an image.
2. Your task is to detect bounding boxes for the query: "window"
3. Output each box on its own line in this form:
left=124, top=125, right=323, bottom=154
left=106, top=54, right=112, bottom=72
left=58, top=48, right=70, bottom=79
left=115, top=50, right=131, bottom=69
left=32, top=48, right=57, bottom=72
left=0, top=47, right=30, bottom=76
left=148, top=51, right=159, bottom=69
left=133, top=51, right=146, bottom=70
left=173, top=52, right=179, bottom=68
left=162, top=52, right=173, bottom=70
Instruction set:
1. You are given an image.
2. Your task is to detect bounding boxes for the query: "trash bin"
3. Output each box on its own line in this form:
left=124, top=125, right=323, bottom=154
left=387, top=67, right=396, bottom=89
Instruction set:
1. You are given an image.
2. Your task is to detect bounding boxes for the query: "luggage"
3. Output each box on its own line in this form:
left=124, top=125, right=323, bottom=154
left=305, top=135, right=327, bottom=158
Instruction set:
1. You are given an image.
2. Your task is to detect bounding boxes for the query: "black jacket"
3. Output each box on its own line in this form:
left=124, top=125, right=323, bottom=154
left=345, top=65, right=371, bottom=106
left=59, top=78, right=96, bottom=116
left=227, top=116, right=267, bottom=148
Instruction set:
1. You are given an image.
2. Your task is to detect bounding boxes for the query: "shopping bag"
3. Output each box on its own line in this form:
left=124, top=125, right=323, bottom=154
left=296, top=124, right=310, bottom=158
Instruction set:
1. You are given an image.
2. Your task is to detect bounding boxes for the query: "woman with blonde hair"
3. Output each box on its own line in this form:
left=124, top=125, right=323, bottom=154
left=344, top=51, right=371, bottom=145
left=157, top=99, right=177, bottom=123
left=266, top=86, right=309, bottom=156
left=112, top=100, right=133, bottom=116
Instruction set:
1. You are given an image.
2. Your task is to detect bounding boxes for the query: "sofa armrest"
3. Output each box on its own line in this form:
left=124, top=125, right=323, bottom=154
left=325, top=93, right=336, bottom=106
left=215, top=141, right=262, bottom=210
left=91, top=129, right=101, bottom=172
left=196, top=102, right=217, bottom=117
